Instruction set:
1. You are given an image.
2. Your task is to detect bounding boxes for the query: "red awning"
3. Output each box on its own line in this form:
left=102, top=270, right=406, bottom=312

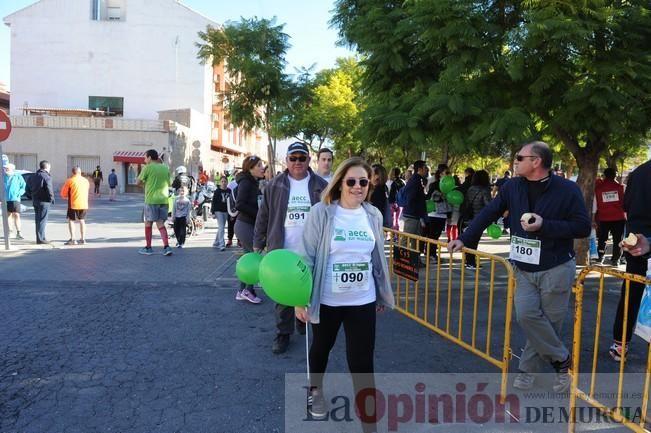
left=113, top=151, right=146, bottom=164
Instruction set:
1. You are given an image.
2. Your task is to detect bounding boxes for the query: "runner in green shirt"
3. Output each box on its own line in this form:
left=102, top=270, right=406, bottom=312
left=137, top=149, right=173, bottom=256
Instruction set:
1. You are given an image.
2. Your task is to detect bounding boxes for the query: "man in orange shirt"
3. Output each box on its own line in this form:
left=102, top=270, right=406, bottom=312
left=60, top=166, right=90, bottom=245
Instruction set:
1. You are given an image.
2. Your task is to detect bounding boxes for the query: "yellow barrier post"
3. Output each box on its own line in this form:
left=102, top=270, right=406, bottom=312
left=569, top=266, right=651, bottom=433
left=384, top=228, right=515, bottom=402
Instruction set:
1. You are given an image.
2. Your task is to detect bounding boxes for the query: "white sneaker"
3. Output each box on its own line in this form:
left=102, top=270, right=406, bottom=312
left=513, top=372, right=535, bottom=390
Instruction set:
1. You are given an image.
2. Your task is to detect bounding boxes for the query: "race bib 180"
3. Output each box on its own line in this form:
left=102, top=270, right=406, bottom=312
left=509, top=236, right=541, bottom=265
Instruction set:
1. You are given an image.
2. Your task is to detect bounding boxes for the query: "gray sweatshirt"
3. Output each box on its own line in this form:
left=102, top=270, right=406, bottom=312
left=302, top=201, right=395, bottom=324
left=253, top=170, right=327, bottom=251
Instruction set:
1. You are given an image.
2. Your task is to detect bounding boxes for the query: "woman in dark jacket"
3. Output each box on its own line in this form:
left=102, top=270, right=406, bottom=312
left=234, top=155, right=265, bottom=303
left=463, top=169, right=492, bottom=268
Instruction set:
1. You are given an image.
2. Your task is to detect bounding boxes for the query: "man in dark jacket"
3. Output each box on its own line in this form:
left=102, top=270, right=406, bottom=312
left=401, top=160, right=429, bottom=247
left=609, top=159, right=651, bottom=362
left=448, top=141, right=590, bottom=392
left=254, top=141, right=328, bottom=354
left=29, top=160, right=55, bottom=244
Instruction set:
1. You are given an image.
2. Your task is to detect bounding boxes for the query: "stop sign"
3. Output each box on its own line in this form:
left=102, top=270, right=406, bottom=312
left=0, top=111, right=11, bottom=142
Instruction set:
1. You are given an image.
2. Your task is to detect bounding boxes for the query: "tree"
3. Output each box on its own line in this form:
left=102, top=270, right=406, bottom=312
left=278, top=57, right=364, bottom=156
left=197, top=18, right=290, bottom=169
left=333, top=0, right=651, bottom=263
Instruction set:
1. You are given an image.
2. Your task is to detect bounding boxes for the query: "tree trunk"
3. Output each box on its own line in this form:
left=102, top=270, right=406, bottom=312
left=570, top=146, right=602, bottom=266
left=554, top=127, right=607, bottom=266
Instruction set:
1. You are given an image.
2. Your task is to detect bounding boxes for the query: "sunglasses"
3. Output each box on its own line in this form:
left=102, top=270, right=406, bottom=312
left=288, top=156, right=307, bottom=162
left=344, top=178, right=369, bottom=187
left=515, top=154, right=539, bottom=162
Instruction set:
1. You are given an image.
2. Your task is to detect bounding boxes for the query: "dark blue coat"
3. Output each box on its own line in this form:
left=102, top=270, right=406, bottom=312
left=401, top=174, right=427, bottom=219
left=459, top=173, right=591, bottom=272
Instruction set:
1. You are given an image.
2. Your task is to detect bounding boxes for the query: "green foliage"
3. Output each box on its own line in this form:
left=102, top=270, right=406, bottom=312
left=277, top=57, right=364, bottom=156
left=197, top=18, right=290, bottom=167
left=332, top=0, right=651, bottom=162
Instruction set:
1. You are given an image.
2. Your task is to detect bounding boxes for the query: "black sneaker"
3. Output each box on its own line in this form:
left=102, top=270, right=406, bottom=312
left=309, top=389, right=329, bottom=419
left=272, top=334, right=290, bottom=354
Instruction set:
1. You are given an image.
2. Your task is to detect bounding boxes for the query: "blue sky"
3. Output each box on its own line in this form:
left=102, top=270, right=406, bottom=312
left=0, top=0, right=353, bottom=86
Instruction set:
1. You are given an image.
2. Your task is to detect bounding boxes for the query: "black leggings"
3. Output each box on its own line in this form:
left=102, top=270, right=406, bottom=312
left=310, top=302, right=378, bottom=432
left=227, top=215, right=235, bottom=241
left=597, top=220, right=625, bottom=261
left=309, top=302, right=376, bottom=389
left=174, top=217, right=187, bottom=245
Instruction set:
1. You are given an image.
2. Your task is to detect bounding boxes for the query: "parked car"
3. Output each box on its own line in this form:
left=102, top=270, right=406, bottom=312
left=15, top=169, right=33, bottom=201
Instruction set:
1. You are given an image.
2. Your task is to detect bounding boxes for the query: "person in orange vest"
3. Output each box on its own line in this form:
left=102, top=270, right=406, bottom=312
left=198, top=169, right=209, bottom=186
left=593, top=167, right=626, bottom=266
left=60, top=166, right=90, bottom=245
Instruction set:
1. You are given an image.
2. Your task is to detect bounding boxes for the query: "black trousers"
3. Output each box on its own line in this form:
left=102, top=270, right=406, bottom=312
left=227, top=215, right=235, bottom=241
left=425, top=216, right=446, bottom=260
left=597, top=220, right=626, bottom=261
left=309, top=302, right=376, bottom=388
left=613, top=253, right=648, bottom=342
left=174, top=216, right=187, bottom=245
left=309, top=302, right=378, bottom=432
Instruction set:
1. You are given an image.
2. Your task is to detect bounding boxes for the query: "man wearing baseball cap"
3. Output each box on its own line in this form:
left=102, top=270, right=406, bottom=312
left=254, top=141, right=328, bottom=354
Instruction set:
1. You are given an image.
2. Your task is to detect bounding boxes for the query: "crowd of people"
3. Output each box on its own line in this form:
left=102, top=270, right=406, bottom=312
left=3, top=140, right=650, bottom=430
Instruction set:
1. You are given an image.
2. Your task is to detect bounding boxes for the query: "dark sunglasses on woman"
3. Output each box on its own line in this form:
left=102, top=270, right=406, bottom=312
left=345, top=178, right=369, bottom=187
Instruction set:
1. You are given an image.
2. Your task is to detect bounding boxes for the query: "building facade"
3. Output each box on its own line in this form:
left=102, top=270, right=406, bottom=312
left=2, top=0, right=267, bottom=189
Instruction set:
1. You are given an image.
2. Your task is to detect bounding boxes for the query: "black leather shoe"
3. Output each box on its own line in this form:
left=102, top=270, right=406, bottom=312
left=272, top=334, right=290, bottom=354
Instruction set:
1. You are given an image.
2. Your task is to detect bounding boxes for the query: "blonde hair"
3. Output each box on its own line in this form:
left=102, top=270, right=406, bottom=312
left=321, top=157, right=373, bottom=205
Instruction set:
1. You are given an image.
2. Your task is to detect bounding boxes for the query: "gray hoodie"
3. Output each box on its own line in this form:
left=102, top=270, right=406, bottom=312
left=302, top=201, right=395, bottom=324
left=253, top=170, right=327, bottom=251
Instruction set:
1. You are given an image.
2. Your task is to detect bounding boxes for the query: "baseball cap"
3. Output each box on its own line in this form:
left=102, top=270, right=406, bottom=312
left=5, top=163, right=15, bottom=171
left=286, top=142, right=309, bottom=156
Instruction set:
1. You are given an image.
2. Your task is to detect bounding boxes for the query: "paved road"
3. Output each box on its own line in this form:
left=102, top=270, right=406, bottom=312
left=0, top=196, right=642, bottom=432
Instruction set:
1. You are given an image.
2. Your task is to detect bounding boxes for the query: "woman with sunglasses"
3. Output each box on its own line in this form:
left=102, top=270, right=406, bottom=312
left=234, top=155, right=265, bottom=303
left=296, top=157, right=395, bottom=429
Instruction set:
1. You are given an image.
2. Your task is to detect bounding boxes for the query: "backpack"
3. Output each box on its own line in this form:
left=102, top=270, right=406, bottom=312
left=396, top=185, right=408, bottom=207
left=388, top=178, right=405, bottom=203
left=226, top=187, right=238, bottom=218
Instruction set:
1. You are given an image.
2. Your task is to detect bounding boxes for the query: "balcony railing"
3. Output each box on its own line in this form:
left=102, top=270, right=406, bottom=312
left=9, top=115, right=175, bottom=132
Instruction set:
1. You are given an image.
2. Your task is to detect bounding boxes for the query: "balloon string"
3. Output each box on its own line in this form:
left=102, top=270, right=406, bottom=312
left=305, top=322, right=310, bottom=384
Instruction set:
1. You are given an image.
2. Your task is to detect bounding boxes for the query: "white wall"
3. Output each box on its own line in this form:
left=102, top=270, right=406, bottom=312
left=5, top=0, right=216, bottom=119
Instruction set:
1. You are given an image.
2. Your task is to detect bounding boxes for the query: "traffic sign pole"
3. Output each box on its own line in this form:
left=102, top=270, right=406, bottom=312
left=0, top=111, right=14, bottom=250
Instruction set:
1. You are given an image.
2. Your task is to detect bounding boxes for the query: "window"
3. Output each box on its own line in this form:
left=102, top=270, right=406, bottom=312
left=5, top=153, right=37, bottom=171
left=91, top=0, right=126, bottom=21
left=89, top=96, right=124, bottom=116
left=69, top=156, right=100, bottom=178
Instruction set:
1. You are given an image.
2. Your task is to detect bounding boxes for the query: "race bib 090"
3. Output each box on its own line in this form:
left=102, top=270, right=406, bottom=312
left=331, top=262, right=370, bottom=293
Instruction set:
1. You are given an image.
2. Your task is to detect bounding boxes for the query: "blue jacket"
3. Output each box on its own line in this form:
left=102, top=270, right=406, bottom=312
left=460, top=173, right=591, bottom=272
left=401, top=174, right=427, bottom=219
left=4, top=173, right=26, bottom=201
left=108, top=172, right=118, bottom=188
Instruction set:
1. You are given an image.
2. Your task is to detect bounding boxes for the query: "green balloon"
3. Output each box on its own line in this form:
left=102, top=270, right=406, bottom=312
left=439, top=176, right=455, bottom=194
left=487, top=223, right=502, bottom=239
left=446, top=189, right=464, bottom=205
left=259, top=249, right=313, bottom=307
left=426, top=200, right=435, bottom=213
left=236, top=252, right=262, bottom=285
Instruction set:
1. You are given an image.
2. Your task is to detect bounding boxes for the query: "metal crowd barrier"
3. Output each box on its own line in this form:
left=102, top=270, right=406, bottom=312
left=384, top=228, right=516, bottom=401
left=569, top=266, right=651, bottom=433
